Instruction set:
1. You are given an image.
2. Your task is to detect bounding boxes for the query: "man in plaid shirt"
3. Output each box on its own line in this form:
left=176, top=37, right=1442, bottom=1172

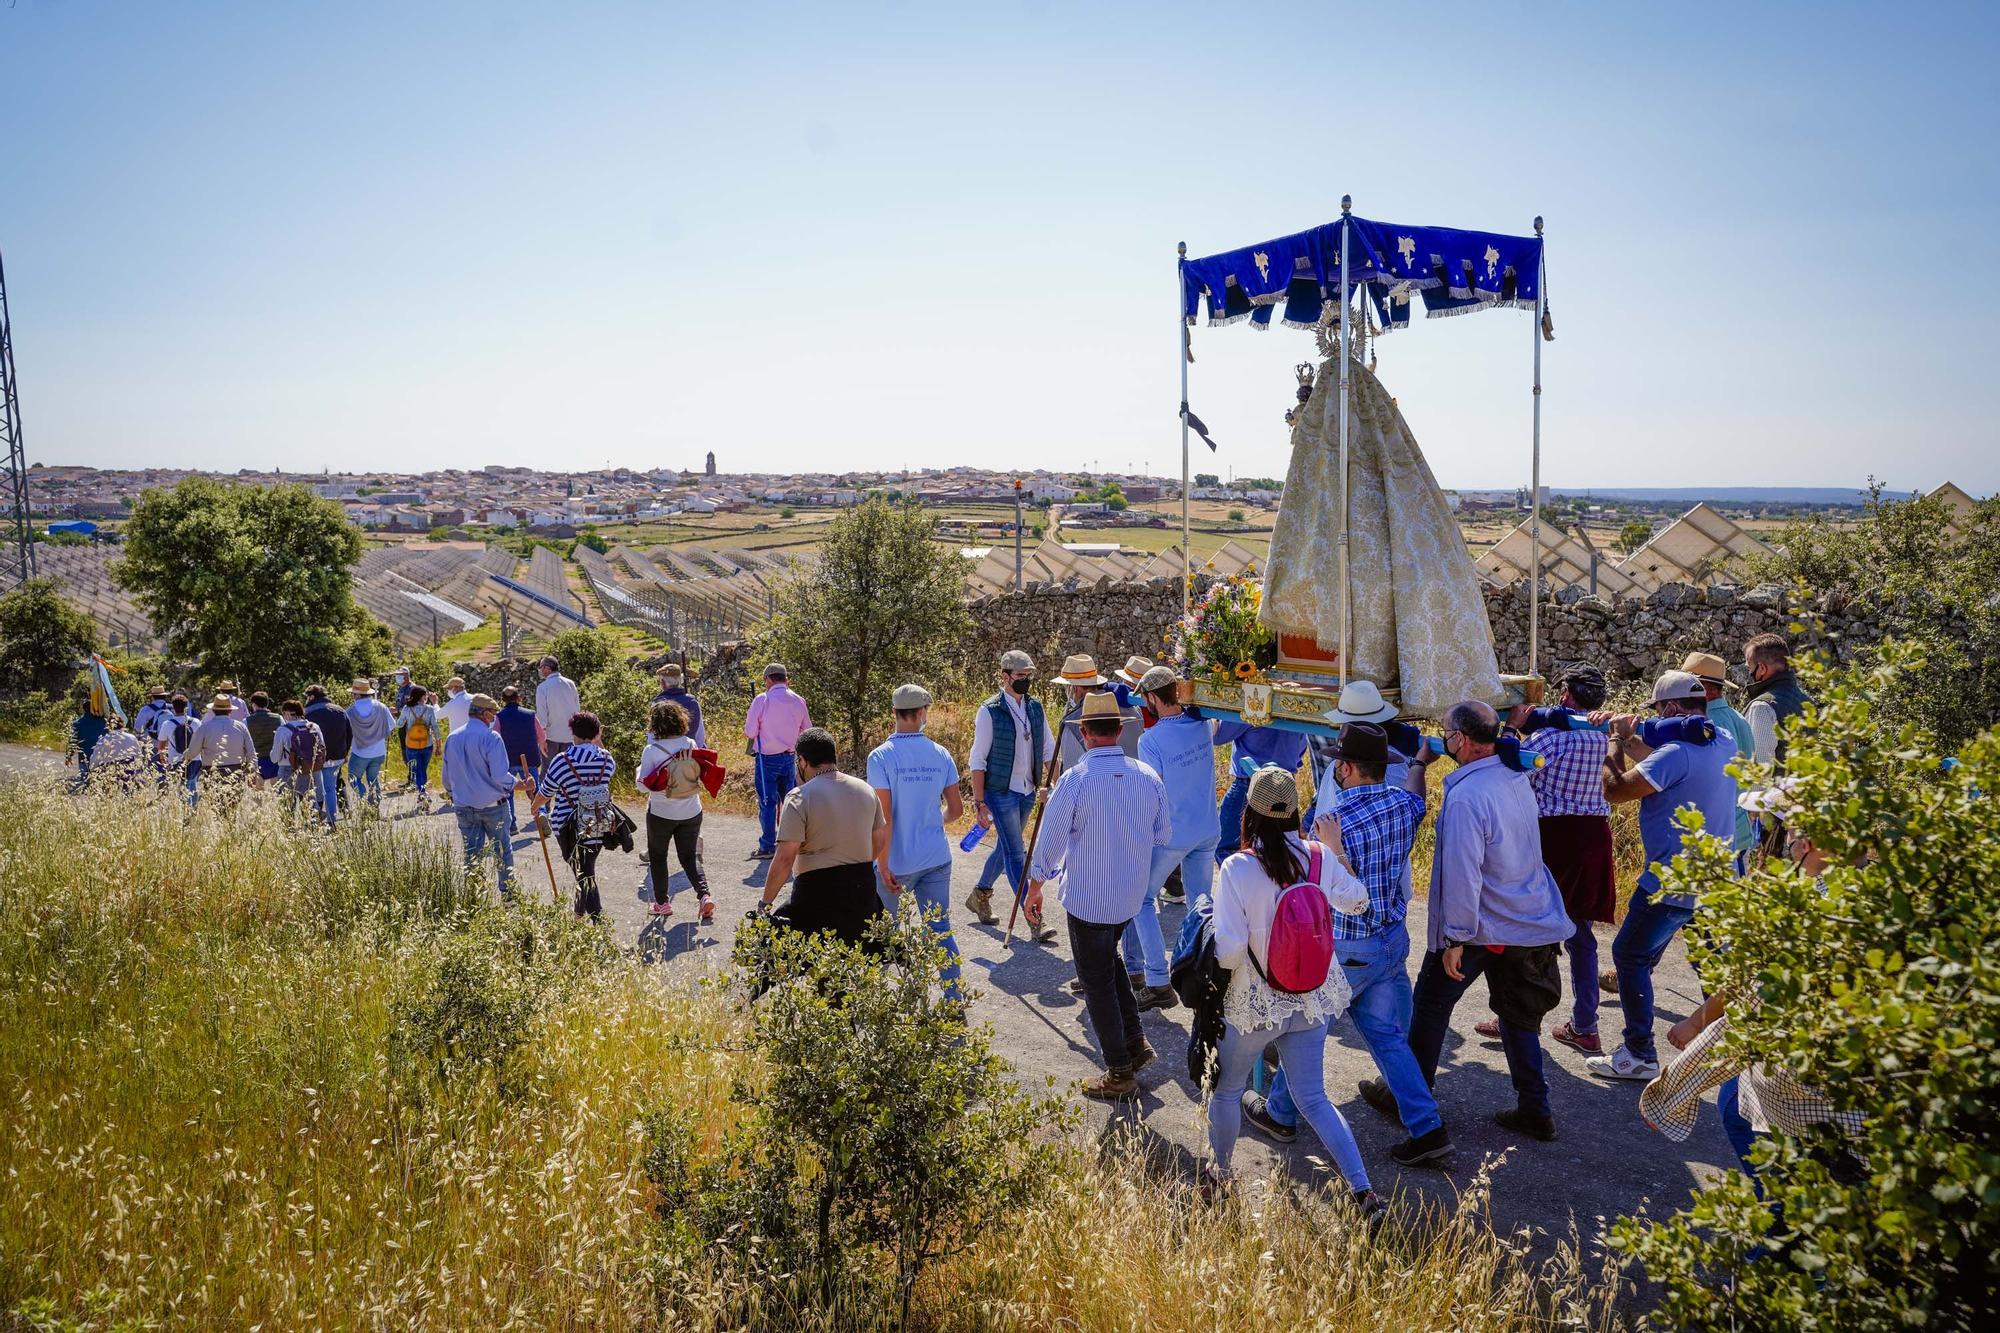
left=1244, top=721, right=1452, bottom=1168
left=1494, top=664, right=1618, bottom=1056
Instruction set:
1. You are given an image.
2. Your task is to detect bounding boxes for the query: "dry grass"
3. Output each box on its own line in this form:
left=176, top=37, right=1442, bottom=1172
left=0, top=775, right=1622, bottom=1330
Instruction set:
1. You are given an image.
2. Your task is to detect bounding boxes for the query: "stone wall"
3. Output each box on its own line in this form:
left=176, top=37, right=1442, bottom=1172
left=963, top=577, right=1195, bottom=672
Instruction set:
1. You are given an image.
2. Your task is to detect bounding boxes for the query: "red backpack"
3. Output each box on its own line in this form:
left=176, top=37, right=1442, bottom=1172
left=1247, top=842, right=1336, bottom=994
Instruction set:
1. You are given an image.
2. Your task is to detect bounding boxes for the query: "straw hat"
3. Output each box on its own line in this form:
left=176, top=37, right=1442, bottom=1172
left=1114, top=655, right=1154, bottom=687
left=1322, top=679, right=1398, bottom=725
left=1678, top=652, right=1732, bottom=687
left=1057, top=654, right=1105, bottom=687
left=350, top=678, right=375, bottom=696
left=1079, top=691, right=1124, bottom=722
left=209, top=694, right=234, bottom=713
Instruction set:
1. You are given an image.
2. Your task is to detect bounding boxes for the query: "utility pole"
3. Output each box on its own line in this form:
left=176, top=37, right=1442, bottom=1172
left=1013, top=477, right=1023, bottom=592
left=1, top=247, right=34, bottom=586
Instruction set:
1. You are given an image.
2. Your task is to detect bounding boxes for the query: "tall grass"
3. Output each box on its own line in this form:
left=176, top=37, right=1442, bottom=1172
left=0, top=777, right=1619, bottom=1330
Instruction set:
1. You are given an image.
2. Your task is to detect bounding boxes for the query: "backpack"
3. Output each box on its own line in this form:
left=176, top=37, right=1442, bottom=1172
left=285, top=722, right=325, bottom=774
left=576, top=780, right=618, bottom=840
left=640, top=743, right=702, bottom=799
left=405, top=711, right=432, bottom=750
left=169, top=715, right=193, bottom=757
left=1246, top=842, right=1336, bottom=995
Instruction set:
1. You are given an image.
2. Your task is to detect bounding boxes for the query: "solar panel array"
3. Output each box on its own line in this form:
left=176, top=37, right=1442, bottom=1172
left=1, top=544, right=161, bottom=651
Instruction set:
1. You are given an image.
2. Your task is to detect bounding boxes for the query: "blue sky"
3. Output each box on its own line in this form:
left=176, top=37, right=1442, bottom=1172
left=4, top=1, right=1996, bottom=491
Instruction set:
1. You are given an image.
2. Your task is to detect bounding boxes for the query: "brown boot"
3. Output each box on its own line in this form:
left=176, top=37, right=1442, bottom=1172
left=1080, top=1071, right=1140, bottom=1102
left=964, top=888, right=998, bottom=925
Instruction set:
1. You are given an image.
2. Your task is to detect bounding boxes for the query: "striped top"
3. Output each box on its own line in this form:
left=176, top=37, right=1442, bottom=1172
left=543, top=742, right=617, bottom=841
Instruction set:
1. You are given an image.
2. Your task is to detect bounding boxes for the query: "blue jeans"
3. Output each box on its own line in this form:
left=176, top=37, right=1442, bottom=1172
left=507, top=760, right=532, bottom=833
left=1612, top=893, right=1696, bottom=1061
left=1408, top=946, right=1551, bottom=1118
left=315, top=762, right=344, bottom=828
left=1215, top=774, right=1250, bottom=860
left=881, top=861, right=961, bottom=999
left=1122, top=837, right=1217, bottom=986
left=1717, top=1075, right=1765, bottom=1193
left=455, top=801, right=516, bottom=896
left=404, top=746, right=433, bottom=792
left=980, top=787, right=1033, bottom=897
left=753, top=750, right=797, bottom=853
left=1566, top=907, right=1601, bottom=1035
left=1209, top=1013, right=1369, bottom=1188
left=348, top=752, right=386, bottom=808
left=1268, top=920, right=1443, bottom=1138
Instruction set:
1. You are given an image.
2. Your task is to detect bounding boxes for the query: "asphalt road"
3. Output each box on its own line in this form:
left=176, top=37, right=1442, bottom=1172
left=6, top=741, right=1731, bottom=1271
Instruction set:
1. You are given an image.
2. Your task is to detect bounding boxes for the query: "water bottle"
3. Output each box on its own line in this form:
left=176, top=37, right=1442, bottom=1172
left=959, top=822, right=988, bottom=853
left=1422, top=735, right=1448, bottom=758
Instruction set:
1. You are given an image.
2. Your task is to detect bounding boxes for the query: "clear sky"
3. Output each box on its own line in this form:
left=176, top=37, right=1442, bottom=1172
left=4, top=1, right=1996, bottom=492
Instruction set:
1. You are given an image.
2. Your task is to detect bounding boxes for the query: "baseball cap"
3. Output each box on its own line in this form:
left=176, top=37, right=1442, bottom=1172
left=891, top=683, right=932, bottom=710
left=1136, top=665, right=1179, bottom=696
left=1246, top=766, right=1301, bottom=819
left=1650, top=670, right=1707, bottom=705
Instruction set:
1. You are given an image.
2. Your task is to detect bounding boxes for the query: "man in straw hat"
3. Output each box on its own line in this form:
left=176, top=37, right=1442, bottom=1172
left=187, top=692, right=255, bottom=808
left=1120, top=665, right=1216, bottom=1011
left=441, top=692, right=522, bottom=897
left=1053, top=653, right=1142, bottom=770
left=1024, top=690, right=1171, bottom=1101
left=345, top=677, right=394, bottom=812
left=1251, top=718, right=1451, bottom=1165
left=1397, top=701, right=1572, bottom=1143
left=1680, top=650, right=1756, bottom=864
left=1586, top=669, right=1738, bottom=1083
left=965, top=648, right=1055, bottom=925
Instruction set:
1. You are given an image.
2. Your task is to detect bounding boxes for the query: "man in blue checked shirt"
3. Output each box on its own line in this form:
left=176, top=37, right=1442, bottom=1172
left=1243, top=721, right=1453, bottom=1167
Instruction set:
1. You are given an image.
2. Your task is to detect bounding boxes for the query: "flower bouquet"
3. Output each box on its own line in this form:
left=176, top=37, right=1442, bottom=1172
left=1169, top=569, right=1276, bottom=682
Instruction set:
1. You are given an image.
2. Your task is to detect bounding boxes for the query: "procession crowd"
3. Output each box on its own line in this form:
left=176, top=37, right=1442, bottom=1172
left=65, top=630, right=1832, bottom=1207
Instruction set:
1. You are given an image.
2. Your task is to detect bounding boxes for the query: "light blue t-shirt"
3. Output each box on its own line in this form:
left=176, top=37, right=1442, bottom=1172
left=1137, top=713, right=1221, bottom=848
left=1635, top=734, right=1740, bottom=907
left=866, top=731, right=960, bottom=877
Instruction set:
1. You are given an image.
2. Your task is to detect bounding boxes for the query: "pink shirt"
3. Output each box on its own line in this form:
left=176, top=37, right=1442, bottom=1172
left=744, top=683, right=812, bottom=755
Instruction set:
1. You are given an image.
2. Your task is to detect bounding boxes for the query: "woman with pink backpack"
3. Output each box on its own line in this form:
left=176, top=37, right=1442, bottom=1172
left=1205, top=765, right=1384, bottom=1219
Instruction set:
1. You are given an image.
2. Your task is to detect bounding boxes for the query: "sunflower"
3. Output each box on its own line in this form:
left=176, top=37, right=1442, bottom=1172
left=1233, top=660, right=1257, bottom=680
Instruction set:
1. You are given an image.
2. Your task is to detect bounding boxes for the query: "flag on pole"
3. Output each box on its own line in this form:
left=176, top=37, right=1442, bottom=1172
left=87, top=654, right=125, bottom=722
left=1180, top=402, right=1219, bottom=452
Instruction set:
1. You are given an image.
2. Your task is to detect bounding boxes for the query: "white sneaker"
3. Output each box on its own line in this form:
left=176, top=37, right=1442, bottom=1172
left=1585, top=1047, right=1660, bottom=1081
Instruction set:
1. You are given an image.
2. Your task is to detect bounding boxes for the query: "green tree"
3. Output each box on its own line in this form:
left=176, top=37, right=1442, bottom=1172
left=1227, top=508, right=1246, bottom=523
left=1618, top=519, right=1653, bottom=553
left=113, top=478, right=388, bottom=696
left=1750, top=484, right=2000, bottom=746
left=0, top=577, right=100, bottom=695
left=579, top=664, right=653, bottom=777
left=546, top=625, right=621, bottom=684
left=1194, top=472, right=1220, bottom=487
left=756, top=496, right=972, bottom=764
left=1612, top=644, right=1999, bottom=1329
left=575, top=530, right=609, bottom=555
left=780, top=505, right=796, bottom=519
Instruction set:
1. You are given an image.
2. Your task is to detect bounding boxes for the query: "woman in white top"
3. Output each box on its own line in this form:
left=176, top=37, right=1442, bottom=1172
left=1207, top=765, right=1381, bottom=1216
left=637, top=699, right=712, bottom=921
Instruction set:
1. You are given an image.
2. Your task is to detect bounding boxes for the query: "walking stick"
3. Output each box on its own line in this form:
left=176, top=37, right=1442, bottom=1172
left=525, top=773, right=561, bottom=904
left=1003, top=791, right=1051, bottom=946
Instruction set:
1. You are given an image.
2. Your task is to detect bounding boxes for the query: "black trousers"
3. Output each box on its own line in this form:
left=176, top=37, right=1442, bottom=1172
left=646, top=810, right=709, bottom=901
left=1068, top=913, right=1144, bottom=1075
left=556, top=819, right=604, bottom=918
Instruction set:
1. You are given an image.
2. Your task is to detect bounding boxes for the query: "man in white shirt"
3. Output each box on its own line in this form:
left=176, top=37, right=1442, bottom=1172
left=964, top=649, right=1056, bottom=926
left=188, top=695, right=255, bottom=808
left=534, top=656, right=581, bottom=762
left=441, top=677, right=473, bottom=735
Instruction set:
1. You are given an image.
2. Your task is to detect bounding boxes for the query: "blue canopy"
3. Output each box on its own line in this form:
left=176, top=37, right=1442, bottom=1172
left=1181, top=214, right=1542, bottom=330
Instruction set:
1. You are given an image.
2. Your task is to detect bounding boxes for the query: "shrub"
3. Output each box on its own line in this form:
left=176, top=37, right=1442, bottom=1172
left=580, top=663, right=654, bottom=777
left=651, top=914, right=1068, bottom=1327
left=548, top=625, right=620, bottom=684
left=1227, top=508, right=1245, bottom=522
left=1611, top=643, right=2000, bottom=1329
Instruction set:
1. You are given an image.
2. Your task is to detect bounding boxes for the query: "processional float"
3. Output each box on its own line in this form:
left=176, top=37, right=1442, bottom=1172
left=1175, top=197, right=1551, bottom=732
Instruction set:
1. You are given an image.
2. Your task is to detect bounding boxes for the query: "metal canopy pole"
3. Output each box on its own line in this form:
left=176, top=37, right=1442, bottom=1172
left=1528, top=215, right=1545, bottom=681
left=1336, top=197, right=1352, bottom=686
left=1178, top=241, right=1191, bottom=619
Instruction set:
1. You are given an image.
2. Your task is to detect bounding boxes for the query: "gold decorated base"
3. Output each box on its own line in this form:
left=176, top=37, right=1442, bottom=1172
left=1191, top=673, right=1543, bottom=734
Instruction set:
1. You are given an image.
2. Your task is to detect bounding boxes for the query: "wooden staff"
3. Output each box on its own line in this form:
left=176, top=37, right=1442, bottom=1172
left=1003, top=792, right=1051, bottom=946
left=525, top=772, right=561, bottom=904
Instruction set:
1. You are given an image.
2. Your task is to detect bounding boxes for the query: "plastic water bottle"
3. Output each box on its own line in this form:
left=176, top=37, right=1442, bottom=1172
left=959, top=822, right=988, bottom=853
